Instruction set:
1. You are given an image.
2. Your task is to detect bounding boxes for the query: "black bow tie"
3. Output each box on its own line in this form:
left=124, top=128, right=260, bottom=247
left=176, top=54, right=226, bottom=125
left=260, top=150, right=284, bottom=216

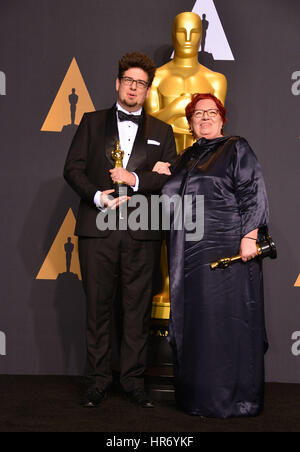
left=118, top=110, right=142, bottom=125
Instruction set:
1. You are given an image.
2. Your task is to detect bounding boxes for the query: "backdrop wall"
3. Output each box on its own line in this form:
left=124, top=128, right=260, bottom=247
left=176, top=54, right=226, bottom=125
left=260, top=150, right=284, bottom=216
left=0, top=0, right=299, bottom=382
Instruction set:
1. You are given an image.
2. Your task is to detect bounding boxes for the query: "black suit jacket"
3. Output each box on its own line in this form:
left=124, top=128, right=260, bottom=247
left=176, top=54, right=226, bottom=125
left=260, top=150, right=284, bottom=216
left=64, top=105, right=177, bottom=239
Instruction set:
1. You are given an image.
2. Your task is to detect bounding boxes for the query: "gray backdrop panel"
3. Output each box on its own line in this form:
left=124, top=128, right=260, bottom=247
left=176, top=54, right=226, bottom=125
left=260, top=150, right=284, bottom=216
left=0, top=0, right=299, bottom=382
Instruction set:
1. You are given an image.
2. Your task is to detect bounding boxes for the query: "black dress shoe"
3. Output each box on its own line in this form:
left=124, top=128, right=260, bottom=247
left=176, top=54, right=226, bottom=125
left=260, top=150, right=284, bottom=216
left=124, top=388, right=154, bottom=408
left=82, top=388, right=107, bottom=408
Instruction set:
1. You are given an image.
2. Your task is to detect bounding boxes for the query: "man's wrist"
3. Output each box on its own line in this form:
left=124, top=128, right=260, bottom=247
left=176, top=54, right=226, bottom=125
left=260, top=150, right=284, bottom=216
left=94, top=190, right=104, bottom=209
left=131, top=172, right=139, bottom=192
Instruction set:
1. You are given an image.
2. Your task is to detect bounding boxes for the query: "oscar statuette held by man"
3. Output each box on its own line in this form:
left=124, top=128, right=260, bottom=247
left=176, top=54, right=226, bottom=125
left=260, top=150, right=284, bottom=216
left=111, top=140, right=133, bottom=198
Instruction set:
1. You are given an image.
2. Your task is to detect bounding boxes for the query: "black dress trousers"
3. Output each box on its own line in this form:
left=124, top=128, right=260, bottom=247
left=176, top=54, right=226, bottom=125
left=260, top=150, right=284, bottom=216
left=78, top=230, right=161, bottom=392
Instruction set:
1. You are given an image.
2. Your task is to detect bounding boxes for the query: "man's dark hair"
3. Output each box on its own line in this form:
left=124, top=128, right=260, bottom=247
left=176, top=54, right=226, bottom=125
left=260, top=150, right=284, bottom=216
left=118, top=52, right=156, bottom=87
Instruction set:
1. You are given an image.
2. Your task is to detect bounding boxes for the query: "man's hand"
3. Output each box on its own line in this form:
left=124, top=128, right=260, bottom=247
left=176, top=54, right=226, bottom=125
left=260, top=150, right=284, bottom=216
left=109, top=168, right=136, bottom=186
left=100, top=189, right=130, bottom=210
left=152, top=161, right=171, bottom=175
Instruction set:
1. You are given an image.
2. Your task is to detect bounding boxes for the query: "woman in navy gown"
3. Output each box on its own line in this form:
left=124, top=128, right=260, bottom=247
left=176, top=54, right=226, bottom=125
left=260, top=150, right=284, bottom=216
left=161, top=93, right=269, bottom=418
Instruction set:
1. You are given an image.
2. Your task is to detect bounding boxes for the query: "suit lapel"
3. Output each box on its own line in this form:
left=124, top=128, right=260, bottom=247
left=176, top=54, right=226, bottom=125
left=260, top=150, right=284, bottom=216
left=126, top=112, right=148, bottom=172
left=104, top=105, right=119, bottom=168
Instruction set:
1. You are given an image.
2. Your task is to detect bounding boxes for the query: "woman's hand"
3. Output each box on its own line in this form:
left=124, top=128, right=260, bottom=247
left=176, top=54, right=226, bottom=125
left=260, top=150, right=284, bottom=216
left=152, top=161, right=171, bottom=175
left=239, top=235, right=258, bottom=262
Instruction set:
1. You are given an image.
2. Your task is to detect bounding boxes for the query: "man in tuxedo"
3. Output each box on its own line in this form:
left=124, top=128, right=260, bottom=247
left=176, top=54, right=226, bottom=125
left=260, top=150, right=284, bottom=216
left=64, top=52, right=177, bottom=408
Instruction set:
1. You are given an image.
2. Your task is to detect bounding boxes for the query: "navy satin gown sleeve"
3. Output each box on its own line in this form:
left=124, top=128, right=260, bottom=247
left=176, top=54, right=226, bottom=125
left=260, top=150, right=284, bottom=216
left=233, top=137, right=269, bottom=237
left=162, top=136, right=269, bottom=418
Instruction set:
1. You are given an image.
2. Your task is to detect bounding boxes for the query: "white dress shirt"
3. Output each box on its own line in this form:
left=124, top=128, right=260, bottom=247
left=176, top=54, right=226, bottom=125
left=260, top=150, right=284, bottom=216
left=94, top=103, right=141, bottom=209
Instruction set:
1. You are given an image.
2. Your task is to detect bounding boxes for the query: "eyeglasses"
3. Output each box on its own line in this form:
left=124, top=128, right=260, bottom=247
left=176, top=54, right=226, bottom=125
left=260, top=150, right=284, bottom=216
left=193, top=109, right=219, bottom=119
left=120, top=76, right=149, bottom=90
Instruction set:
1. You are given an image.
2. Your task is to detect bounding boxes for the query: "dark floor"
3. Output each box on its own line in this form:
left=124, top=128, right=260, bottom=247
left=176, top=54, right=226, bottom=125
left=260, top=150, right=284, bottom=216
left=0, top=376, right=299, bottom=433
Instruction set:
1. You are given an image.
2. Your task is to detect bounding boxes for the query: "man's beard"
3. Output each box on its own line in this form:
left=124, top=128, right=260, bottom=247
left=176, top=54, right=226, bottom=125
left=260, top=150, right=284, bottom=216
left=122, top=98, right=138, bottom=109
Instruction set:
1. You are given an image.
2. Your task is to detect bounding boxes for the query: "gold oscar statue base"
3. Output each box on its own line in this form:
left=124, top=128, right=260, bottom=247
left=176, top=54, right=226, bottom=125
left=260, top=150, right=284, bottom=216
left=147, top=240, right=174, bottom=400
left=151, top=241, right=170, bottom=320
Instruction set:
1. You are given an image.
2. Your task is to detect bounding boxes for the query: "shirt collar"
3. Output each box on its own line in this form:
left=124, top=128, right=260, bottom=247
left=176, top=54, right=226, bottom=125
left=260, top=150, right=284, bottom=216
left=116, top=102, right=142, bottom=116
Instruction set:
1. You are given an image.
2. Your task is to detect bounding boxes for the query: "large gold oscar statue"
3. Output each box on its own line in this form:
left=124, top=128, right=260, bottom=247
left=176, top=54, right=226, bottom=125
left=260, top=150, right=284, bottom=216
left=146, top=11, right=227, bottom=320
